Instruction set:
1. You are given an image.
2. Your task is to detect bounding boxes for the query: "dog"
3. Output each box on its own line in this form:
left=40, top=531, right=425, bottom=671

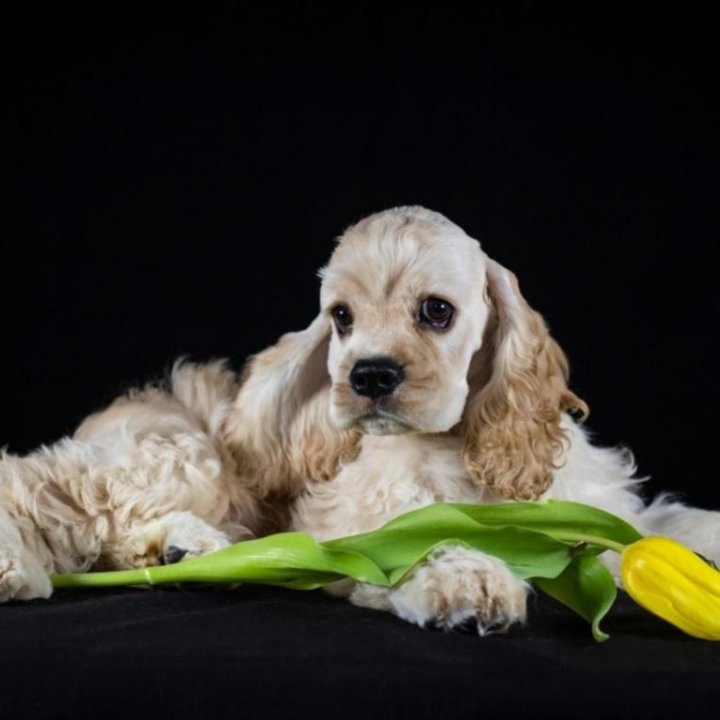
left=2, top=206, right=718, bottom=634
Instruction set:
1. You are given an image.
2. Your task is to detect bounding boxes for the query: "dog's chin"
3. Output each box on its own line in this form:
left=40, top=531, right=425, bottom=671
left=332, top=402, right=464, bottom=435
left=356, top=412, right=415, bottom=436
left=332, top=405, right=418, bottom=435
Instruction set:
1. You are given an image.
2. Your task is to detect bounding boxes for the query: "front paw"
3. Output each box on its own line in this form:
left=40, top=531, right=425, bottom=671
left=114, top=512, right=232, bottom=569
left=386, top=546, right=528, bottom=635
left=161, top=513, right=230, bottom=562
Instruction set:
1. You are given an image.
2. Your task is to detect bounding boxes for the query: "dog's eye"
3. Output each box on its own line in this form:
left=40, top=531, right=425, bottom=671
left=419, top=297, right=454, bottom=329
left=332, top=305, right=353, bottom=334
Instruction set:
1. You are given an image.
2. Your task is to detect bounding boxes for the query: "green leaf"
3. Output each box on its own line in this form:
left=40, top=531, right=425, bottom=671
left=534, top=554, right=618, bottom=642
left=325, top=505, right=576, bottom=582
left=53, top=533, right=391, bottom=590
left=445, top=500, right=643, bottom=549
left=53, top=515, right=575, bottom=589
left=51, top=500, right=637, bottom=642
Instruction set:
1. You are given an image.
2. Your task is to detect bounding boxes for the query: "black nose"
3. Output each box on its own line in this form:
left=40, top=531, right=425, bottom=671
left=349, top=358, right=405, bottom=398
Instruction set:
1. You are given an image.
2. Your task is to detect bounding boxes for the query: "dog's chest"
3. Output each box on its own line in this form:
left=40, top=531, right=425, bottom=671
left=290, top=434, right=488, bottom=541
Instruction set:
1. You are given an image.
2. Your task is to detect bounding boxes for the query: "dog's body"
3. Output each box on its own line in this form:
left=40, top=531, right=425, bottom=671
left=2, top=207, right=718, bottom=633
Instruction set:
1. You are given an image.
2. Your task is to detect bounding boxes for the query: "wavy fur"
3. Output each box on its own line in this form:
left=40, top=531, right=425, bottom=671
left=463, top=259, right=588, bottom=500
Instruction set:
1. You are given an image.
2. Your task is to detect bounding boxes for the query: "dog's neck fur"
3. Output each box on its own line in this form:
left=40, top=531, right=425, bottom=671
left=289, top=430, right=500, bottom=542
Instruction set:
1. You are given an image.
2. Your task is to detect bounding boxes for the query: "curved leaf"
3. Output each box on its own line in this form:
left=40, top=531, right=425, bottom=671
left=534, top=554, right=617, bottom=642
left=444, top=501, right=642, bottom=548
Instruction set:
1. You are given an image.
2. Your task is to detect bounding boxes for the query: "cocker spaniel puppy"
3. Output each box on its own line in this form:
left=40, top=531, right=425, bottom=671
left=1, top=206, right=718, bottom=635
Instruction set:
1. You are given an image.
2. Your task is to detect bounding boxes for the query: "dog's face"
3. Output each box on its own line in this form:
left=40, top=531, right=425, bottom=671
left=320, top=208, right=490, bottom=435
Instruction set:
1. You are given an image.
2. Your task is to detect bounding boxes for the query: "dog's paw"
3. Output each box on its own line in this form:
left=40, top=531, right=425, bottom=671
left=161, top=513, right=231, bottom=563
left=115, top=511, right=232, bottom=568
left=0, top=549, right=53, bottom=602
left=384, top=546, right=528, bottom=635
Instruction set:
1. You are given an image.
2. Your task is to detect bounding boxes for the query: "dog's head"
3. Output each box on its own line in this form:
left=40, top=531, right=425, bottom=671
left=320, top=207, right=486, bottom=435
left=319, top=206, right=588, bottom=499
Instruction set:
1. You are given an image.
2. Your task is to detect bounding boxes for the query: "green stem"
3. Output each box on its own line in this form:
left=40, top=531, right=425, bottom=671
left=53, top=565, right=175, bottom=588
left=551, top=533, right=626, bottom=554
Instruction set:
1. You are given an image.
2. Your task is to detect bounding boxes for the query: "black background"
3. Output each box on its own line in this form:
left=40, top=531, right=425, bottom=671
left=4, top=3, right=719, bottom=508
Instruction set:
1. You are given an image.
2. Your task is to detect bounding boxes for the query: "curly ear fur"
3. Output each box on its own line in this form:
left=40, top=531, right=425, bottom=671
left=462, top=259, right=588, bottom=500
left=223, top=314, right=360, bottom=517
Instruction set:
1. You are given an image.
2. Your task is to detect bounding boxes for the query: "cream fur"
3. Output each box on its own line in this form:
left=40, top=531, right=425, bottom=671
left=1, top=206, right=717, bottom=638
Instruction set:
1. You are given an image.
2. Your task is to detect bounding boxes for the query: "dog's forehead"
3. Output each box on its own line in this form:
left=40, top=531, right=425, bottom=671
left=320, top=216, right=485, bottom=306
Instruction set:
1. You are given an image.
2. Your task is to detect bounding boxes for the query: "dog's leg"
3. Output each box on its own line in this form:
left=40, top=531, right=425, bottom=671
left=343, top=545, right=528, bottom=635
left=1, top=449, right=108, bottom=601
left=0, top=508, right=53, bottom=602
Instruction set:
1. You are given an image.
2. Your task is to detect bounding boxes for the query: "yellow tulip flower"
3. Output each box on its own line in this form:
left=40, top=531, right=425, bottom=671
left=621, top=536, right=720, bottom=641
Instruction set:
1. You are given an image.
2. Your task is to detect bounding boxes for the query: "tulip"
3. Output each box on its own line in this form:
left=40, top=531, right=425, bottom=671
left=621, top=536, right=720, bottom=641
left=50, top=501, right=720, bottom=642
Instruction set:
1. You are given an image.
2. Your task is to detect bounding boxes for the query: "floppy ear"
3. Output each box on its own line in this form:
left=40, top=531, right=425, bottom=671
left=224, top=313, right=360, bottom=506
left=462, top=258, right=588, bottom=500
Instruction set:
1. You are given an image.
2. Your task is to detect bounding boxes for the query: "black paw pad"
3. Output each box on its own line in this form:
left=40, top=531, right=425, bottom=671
left=162, top=546, right=189, bottom=565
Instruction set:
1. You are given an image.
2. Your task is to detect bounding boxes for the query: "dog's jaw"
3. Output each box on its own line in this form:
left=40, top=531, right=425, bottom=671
left=356, top=411, right=415, bottom=436
left=329, top=398, right=417, bottom=435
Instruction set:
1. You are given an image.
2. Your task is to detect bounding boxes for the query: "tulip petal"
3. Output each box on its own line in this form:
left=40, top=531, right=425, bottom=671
left=622, top=537, right=720, bottom=641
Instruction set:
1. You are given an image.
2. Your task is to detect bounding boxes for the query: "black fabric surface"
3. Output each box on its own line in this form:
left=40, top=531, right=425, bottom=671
left=1, top=584, right=717, bottom=719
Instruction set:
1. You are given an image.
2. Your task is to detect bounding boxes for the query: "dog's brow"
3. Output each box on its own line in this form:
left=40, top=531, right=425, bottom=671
left=382, top=258, right=416, bottom=299
left=327, top=271, right=371, bottom=300
left=384, top=275, right=400, bottom=299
